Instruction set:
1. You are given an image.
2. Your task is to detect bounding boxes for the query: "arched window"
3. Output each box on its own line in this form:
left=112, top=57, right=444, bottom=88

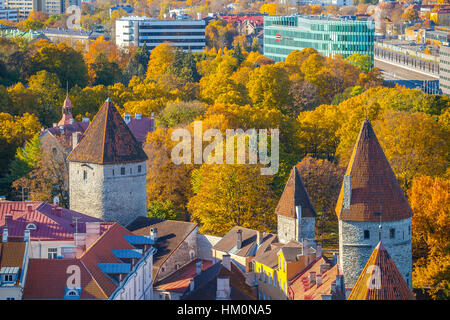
left=26, top=223, right=37, bottom=230
left=67, top=289, right=78, bottom=296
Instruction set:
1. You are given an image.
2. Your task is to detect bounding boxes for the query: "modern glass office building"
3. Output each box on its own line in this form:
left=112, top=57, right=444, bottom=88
left=264, top=15, right=375, bottom=63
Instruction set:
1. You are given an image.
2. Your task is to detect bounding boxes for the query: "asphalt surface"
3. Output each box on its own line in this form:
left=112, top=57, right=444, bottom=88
left=375, top=59, right=438, bottom=81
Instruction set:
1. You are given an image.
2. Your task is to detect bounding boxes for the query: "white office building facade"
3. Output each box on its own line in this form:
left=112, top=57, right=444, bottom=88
left=116, top=17, right=206, bottom=52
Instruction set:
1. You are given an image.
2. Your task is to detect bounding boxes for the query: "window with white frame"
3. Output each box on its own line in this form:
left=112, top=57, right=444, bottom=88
left=48, top=248, right=58, bottom=259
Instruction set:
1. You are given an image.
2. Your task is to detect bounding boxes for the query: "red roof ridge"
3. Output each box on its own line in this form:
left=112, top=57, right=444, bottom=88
left=79, top=223, right=122, bottom=259
left=79, top=259, right=108, bottom=299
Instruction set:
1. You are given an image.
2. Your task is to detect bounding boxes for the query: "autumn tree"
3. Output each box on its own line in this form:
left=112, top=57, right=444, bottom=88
left=157, top=100, right=205, bottom=128
left=409, top=176, right=450, bottom=300
left=373, top=110, right=448, bottom=190
left=246, top=64, right=291, bottom=112
left=145, top=127, right=195, bottom=219
left=188, top=164, right=277, bottom=235
left=296, top=156, right=345, bottom=247
left=346, top=53, right=373, bottom=73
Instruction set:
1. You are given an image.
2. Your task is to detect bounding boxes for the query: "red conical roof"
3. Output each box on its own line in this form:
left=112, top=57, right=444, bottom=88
left=335, top=120, right=413, bottom=222
left=67, top=98, right=148, bottom=164
left=275, top=166, right=316, bottom=218
left=57, top=95, right=74, bottom=126
left=348, top=241, right=415, bottom=300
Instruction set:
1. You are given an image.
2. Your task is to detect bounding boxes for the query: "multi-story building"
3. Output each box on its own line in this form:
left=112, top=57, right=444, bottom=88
left=23, top=223, right=156, bottom=300
left=0, top=230, right=29, bottom=300
left=0, top=7, right=18, bottom=22
left=264, top=15, right=375, bottom=63
left=41, top=28, right=102, bottom=51
left=115, top=16, right=206, bottom=52
left=439, top=45, right=450, bottom=96
left=5, top=0, right=37, bottom=19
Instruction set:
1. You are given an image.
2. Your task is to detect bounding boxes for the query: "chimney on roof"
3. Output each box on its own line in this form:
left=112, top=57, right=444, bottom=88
left=85, top=222, right=101, bottom=248
left=343, top=175, right=352, bottom=210
left=150, top=227, right=158, bottom=241
left=236, top=229, right=242, bottom=250
left=196, top=260, right=202, bottom=276
left=308, top=272, right=316, bottom=287
left=316, top=244, right=322, bottom=259
left=82, top=117, right=90, bottom=123
left=2, top=228, right=8, bottom=242
left=222, top=254, right=231, bottom=271
left=302, top=238, right=309, bottom=255
left=24, top=229, right=30, bottom=242
left=135, top=113, right=142, bottom=120
left=317, top=274, right=323, bottom=287
left=320, top=262, right=330, bottom=274
left=55, top=207, right=62, bottom=217
left=53, top=123, right=57, bottom=127
left=74, top=233, right=86, bottom=258
left=332, top=252, right=339, bottom=266
left=5, top=214, right=13, bottom=226
left=26, top=204, right=32, bottom=213
left=72, top=132, right=82, bottom=150
left=124, top=113, right=131, bottom=124
left=256, top=231, right=263, bottom=246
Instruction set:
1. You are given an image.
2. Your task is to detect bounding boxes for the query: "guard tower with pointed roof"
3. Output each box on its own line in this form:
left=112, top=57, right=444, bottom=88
left=276, top=166, right=317, bottom=244
left=336, top=120, right=413, bottom=292
left=67, top=98, right=148, bottom=226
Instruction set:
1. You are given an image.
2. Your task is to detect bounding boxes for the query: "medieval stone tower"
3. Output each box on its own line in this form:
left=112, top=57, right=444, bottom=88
left=276, top=166, right=316, bottom=244
left=67, top=98, right=148, bottom=226
left=336, top=120, right=413, bottom=291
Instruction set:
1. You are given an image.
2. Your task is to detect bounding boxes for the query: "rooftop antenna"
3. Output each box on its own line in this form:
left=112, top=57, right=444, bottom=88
left=73, top=216, right=81, bottom=246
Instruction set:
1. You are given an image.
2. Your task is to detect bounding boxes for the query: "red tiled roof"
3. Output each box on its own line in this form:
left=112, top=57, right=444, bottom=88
left=276, top=166, right=316, bottom=219
left=67, top=99, right=148, bottom=164
left=155, top=259, right=213, bottom=293
left=79, top=223, right=136, bottom=296
left=0, top=201, right=107, bottom=241
left=348, top=242, right=415, bottom=300
left=289, top=257, right=345, bottom=300
left=335, top=120, right=413, bottom=222
left=23, top=259, right=107, bottom=299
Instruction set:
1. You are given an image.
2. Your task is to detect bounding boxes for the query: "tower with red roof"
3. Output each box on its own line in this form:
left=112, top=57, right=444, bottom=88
left=335, top=120, right=413, bottom=292
left=276, top=166, right=317, bottom=244
left=67, top=98, right=148, bottom=226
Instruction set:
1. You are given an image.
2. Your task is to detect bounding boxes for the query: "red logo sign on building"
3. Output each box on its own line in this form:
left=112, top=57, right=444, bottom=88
left=275, top=34, right=281, bottom=41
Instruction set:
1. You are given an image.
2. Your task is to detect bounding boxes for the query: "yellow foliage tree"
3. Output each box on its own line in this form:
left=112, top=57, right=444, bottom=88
left=409, top=176, right=450, bottom=299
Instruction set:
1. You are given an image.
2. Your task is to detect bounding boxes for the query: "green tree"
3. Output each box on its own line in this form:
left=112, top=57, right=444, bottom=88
left=346, top=53, right=373, bottom=73
left=147, top=200, right=179, bottom=220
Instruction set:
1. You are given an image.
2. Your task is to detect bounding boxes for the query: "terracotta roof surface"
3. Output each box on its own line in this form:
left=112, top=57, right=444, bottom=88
left=127, top=217, right=197, bottom=279
left=67, top=99, right=148, bottom=164
left=155, top=259, right=213, bottom=293
left=182, top=261, right=257, bottom=300
left=348, top=242, right=415, bottom=300
left=0, top=241, right=26, bottom=268
left=23, top=259, right=107, bottom=299
left=276, top=166, right=316, bottom=218
left=289, top=257, right=345, bottom=300
left=335, top=120, right=413, bottom=222
left=0, top=201, right=106, bottom=241
left=79, top=223, right=137, bottom=297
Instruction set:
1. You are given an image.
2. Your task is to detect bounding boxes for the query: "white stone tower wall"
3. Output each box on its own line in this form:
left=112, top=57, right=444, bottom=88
left=69, top=162, right=105, bottom=220
left=277, top=215, right=315, bottom=244
left=69, top=161, right=147, bottom=226
left=102, top=161, right=147, bottom=226
left=339, top=218, right=412, bottom=290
